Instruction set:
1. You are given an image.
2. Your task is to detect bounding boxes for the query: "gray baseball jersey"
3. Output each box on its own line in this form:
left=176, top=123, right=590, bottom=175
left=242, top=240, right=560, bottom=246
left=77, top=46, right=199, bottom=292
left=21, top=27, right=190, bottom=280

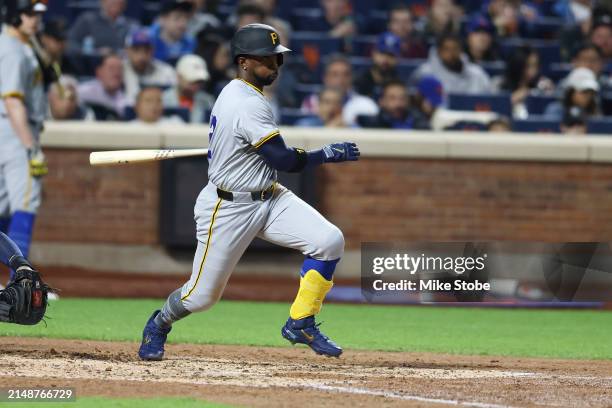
left=178, top=78, right=344, bottom=312
left=207, top=79, right=279, bottom=192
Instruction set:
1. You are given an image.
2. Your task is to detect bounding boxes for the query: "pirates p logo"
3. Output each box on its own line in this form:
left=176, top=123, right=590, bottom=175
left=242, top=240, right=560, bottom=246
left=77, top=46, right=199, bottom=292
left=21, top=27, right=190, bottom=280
left=270, top=32, right=278, bottom=45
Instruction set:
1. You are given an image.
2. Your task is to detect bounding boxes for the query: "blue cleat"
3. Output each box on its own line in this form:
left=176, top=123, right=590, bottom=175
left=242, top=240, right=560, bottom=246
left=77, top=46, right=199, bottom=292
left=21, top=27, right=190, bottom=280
left=138, top=310, right=171, bottom=361
left=281, top=316, right=343, bottom=357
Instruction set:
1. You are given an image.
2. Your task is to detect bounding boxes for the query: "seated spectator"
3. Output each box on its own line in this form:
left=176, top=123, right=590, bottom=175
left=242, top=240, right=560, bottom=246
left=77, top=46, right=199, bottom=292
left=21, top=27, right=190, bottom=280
left=77, top=54, right=128, bottom=120
left=322, top=0, right=358, bottom=38
left=48, top=76, right=95, bottom=121
left=248, top=0, right=292, bottom=43
left=422, top=0, right=463, bottom=41
left=387, top=3, right=427, bottom=59
left=133, top=87, right=185, bottom=125
left=544, top=67, right=601, bottom=122
left=67, top=0, right=137, bottom=57
left=40, top=19, right=78, bottom=76
left=495, top=46, right=554, bottom=118
left=412, top=34, right=493, bottom=94
left=123, top=29, right=177, bottom=105
left=357, top=80, right=429, bottom=130
left=354, top=32, right=403, bottom=100
left=483, top=0, right=539, bottom=38
left=414, top=75, right=500, bottom=131
left=196, top=33, right=235, bottom=95
left=301, top=55, right=378, bottom=126
left=295, top=87, right=345, bottom=127
left=487, top=117, right=511, bottom=131
left=150, top=0, right=196, bottom=64
left=589, top=11, right=612, bottom=60
left=162, top=54, right=215, bottom=123
left=559, top=4, right=601, bottom=60
left=564, top=43, right=612, bottom=92
left=184, top=0, right=222, bottom=37
left=465, top=15, right=499, bottom=63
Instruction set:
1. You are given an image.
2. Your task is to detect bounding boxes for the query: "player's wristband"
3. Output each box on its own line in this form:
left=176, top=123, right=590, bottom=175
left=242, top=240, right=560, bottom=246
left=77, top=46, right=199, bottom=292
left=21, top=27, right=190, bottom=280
left=288, top=148, right=308, bottom=172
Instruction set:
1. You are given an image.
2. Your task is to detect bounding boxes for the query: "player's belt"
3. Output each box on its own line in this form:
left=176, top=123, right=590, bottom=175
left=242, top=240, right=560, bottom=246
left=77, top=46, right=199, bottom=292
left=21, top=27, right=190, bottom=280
left=216, top=183, right=276, bottom=203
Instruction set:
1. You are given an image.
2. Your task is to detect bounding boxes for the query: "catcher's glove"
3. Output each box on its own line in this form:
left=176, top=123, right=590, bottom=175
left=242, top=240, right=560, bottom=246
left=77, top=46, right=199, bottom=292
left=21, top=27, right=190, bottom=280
left=0, top=256, right=50, bottom=325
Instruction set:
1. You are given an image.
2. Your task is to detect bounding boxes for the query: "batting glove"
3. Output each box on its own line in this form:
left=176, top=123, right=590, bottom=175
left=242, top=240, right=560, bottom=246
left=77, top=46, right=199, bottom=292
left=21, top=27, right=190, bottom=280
left=322, top=142, right=360, bottom=163
left=28, top=147, right=48, bottom=178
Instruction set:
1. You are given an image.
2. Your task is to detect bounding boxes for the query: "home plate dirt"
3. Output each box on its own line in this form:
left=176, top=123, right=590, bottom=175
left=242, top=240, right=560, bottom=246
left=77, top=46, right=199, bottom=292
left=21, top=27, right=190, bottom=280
left=0, top=338, right=610, bottom=407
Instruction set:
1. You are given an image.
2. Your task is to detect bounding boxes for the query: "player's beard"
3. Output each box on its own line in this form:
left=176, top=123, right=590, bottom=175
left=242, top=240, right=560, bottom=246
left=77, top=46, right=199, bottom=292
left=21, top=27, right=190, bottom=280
left=255, top=70, right=278, bottom=86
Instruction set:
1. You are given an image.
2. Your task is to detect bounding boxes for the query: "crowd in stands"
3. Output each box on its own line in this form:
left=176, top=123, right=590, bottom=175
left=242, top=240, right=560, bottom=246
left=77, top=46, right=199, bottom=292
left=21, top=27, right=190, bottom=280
left=37, top=0, right=612, bottom=134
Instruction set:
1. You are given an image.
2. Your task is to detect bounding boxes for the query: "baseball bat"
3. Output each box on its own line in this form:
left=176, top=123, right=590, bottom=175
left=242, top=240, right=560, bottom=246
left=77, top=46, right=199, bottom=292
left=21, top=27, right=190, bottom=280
left=89, top=148, right=209, bottom=166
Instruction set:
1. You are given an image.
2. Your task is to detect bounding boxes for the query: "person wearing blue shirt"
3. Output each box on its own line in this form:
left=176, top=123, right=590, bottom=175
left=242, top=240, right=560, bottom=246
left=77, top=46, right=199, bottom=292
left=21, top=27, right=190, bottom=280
left=150, top=1, right=196, bottom=64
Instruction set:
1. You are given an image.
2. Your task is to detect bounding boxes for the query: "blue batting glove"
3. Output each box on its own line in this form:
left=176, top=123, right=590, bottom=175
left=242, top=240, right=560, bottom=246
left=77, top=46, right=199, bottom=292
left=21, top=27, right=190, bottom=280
left=322, top=142, right=360, bottom=163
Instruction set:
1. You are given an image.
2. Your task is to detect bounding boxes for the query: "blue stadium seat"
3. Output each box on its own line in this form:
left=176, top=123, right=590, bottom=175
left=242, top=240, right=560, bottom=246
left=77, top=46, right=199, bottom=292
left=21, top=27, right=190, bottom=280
left=124, top=106, right=190, bottom=123
left=547, top=63, right=572, bottom=83
left=600, top=92, right=612, bottom=116
left=512, top=117, right=560, bottom=133
left=290, top=32, right=344, bottom=57
left=480, top=61, right=506, bottom=78
left=294, top=83, right=323, bottom=105
left=448, top=93, right=513, bottom=117
left=396, top=59, right=425, bottom=80
left=290, top=9, right=327, bottom=32
left=351, top=36, right=377, bottom=57
left=526, top=95, right=558, bottom=115
left=587, top=118, right=612, bottom=135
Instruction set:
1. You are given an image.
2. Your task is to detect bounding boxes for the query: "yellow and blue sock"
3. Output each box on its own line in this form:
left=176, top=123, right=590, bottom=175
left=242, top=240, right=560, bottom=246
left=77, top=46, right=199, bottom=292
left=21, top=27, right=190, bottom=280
left=289, top=257, right=339, bottom=320
left=7, top=211, right=35, bottom=280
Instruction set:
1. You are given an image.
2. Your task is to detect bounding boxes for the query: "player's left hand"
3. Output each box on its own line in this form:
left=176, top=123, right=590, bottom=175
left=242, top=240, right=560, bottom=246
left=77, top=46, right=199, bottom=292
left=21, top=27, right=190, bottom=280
left=322, top=142, right=360, bottom=163
left=28, top=147, right=48, bottom=177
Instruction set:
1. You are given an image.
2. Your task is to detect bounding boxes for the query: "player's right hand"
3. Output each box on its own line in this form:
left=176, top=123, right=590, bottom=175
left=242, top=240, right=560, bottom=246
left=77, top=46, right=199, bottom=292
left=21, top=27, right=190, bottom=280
left=322, top=142, right=360, bottom=163
left=28, top=147, right=48, bottom=177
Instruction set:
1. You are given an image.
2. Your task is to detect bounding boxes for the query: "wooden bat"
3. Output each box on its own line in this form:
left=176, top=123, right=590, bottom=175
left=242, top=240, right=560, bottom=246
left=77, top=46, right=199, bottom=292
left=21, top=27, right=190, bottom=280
left=89, top=149, right=209, bottom=166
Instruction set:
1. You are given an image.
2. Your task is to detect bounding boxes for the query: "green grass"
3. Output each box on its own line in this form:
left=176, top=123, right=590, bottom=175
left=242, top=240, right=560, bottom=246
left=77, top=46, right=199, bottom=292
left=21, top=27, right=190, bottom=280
left=1, top=298, right=610, bottom=359
left=2, top=397, right=233, bottom=408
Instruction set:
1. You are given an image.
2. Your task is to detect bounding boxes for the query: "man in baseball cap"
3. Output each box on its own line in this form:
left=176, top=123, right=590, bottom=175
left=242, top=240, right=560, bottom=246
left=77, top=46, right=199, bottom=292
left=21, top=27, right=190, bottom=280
left=123, top=29, right=177, bottom=104
left=162, top=54, right=213, bottom=123
left=354, top=32, right=403, bottom=100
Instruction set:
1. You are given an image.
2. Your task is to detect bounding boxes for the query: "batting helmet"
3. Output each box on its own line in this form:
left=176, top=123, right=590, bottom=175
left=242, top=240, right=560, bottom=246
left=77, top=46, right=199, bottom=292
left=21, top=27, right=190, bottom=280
left=1, top=0, right=47, bottom=27
left=231, top=23, right=291, bottom=63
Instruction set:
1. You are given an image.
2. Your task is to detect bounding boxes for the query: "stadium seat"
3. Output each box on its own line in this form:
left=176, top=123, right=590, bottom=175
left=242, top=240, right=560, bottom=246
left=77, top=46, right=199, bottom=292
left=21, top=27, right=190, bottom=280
left=280, top=108, right=317, bottom=125
left=351, top=36, right=377, bottom=57
left=290, top=9, right=327, bottom=32
left=480, top=61, right=506, bottom=78
left=600, top=92, right=612, bottom=116
left=512, top=117, right=560, bottom=133
left=294, top=83, right=323, bottom=105
left=123, top=106, right=191, bottom=123
left=448, top=93, right=513, bottom=117
left=547, top=63, right=572, bottom=83
left=291, top=32, right=344, bottom=56
left=587, top=118, right=612, bottom=135
left=526, top=95, right=558, bottom=115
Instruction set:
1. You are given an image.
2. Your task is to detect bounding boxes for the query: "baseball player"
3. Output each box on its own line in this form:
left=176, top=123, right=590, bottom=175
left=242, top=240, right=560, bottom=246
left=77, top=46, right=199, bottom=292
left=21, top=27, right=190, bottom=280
left=0, top=0, right=49, bottom=281
left=139, top=23, right=360, bottom=360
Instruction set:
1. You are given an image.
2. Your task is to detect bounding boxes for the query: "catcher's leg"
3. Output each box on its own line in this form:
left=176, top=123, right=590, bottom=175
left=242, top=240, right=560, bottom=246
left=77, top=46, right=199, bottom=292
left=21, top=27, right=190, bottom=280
left=258, top=186, right=344, bottom=356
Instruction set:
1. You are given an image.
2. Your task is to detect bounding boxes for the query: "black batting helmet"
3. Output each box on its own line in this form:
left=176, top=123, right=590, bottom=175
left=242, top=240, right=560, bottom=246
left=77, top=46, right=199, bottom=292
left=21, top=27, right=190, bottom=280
left=231, top=23, right=291, bottom=63
left=1, top=0, right=46, bottom=27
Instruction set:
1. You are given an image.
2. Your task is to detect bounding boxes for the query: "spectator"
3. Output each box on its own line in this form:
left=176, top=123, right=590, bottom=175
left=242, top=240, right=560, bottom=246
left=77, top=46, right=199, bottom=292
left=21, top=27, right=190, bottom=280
left=295, top=87, right=346, bottom=127
left=565, top=43, right=612, bottom=92
left=387, top=3, right=427, bottom=59
left=123, top=29, right=177, bottom=105
left=354, top=32, right=403, bottom=100
left=322, top=0, right=357, bottom=38
left=77, top=54, right=128, bottom=120
left=40, top=19, right=78, bottom=76
left=184, top=0, right=221, bottom=38
left=196, top=33, right=235, bottom=95
left=133, top=87, right=185, bottom=125
left=67, top=0, right=137, bottom=57
left=544, top=67, right=600, bottom=124
left=412, top=34, right=493, bottom=94
left=301, top=55, right=378, bottom=126
left=162, top=54, right=215, bottom=123
left=496, top=46, right=554, bottom=118
left=248, top=0, right=292, bottom=43
left=150, top=0, right=196, bottom=64
left=465, top=15, right=499, bottom=63
left=484, top=0, right=539, bottom=38
left=48, top=76, right=95, bottom=121
left=422, top=0, right=463, bottom=41
left=235, top=3, right=267, bottom=29
left=589, top=11, right=612, bottom=60
left=357, top=80, right=429, bottom=130
left=487, top=117, right=511, bottom=131
left=414, top=75, right=500, bottom=130
left=554, top=0, right=592, bottom=27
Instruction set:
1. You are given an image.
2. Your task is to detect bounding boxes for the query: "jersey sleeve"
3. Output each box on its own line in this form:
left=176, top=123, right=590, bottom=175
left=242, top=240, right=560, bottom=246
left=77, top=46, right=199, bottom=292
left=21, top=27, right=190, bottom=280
left=0, top=50, right=27, bottom=100
left=235, top=97, right=280, bottom=148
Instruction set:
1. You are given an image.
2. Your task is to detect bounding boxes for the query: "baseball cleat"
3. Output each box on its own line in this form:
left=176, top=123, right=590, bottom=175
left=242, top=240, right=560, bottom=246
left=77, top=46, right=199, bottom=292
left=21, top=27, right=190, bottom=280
left=281, top=316, right=343, bottom=357
left=138, top=310, right=171, bottom=361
